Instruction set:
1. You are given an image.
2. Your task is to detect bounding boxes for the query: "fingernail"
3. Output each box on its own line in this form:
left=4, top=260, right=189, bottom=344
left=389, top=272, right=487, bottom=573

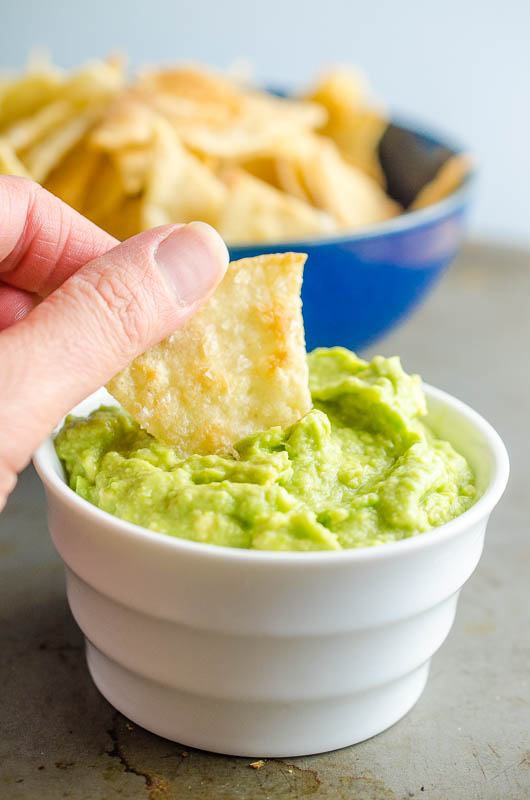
left=155, top=222, right=229, bottom=306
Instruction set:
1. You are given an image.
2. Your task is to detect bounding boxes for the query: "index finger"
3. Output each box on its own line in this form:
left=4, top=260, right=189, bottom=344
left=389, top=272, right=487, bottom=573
left=0, top=175, right=118, bottom=296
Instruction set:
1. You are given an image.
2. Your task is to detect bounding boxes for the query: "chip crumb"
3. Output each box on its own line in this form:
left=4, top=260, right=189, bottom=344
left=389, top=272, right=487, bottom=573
left=125, top=723, right=134, bottom=731
left=181, top=751, right=188, bottom=757
left=249, top=759, right=266, bottom=769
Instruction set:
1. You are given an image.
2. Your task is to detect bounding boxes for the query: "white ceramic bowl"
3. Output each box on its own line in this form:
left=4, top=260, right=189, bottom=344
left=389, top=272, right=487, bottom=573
left=34, top=385, right=508, bottom=757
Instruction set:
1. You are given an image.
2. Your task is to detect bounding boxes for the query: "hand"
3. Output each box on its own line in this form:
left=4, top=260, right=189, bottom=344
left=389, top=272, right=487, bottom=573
left=0, top=176, right=228, bottom=510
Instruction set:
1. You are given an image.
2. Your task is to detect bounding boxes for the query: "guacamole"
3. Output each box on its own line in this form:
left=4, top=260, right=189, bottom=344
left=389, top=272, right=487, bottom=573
left=54, top=348, right=476, bottom=551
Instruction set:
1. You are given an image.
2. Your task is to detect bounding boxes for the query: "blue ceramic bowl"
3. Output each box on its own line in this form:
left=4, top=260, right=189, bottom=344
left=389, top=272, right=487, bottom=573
left=228, top=119, right=473, bottom=352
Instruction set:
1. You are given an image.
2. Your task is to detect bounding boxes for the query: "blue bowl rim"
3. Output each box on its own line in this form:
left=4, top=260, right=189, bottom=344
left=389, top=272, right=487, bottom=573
left=229, top=114, right=475, bottom=252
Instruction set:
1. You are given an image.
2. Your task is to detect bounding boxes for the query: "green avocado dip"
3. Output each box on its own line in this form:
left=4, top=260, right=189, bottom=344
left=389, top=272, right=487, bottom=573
left=54, top=348, right=476, bottom=551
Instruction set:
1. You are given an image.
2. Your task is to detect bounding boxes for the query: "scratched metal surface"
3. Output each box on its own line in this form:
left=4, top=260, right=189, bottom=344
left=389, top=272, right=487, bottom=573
left=1, top=243, right=529, bottom=800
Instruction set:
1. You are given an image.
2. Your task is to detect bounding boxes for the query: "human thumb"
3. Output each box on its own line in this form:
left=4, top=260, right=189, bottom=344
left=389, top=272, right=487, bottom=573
left=0, top=222, right=228, bottom=506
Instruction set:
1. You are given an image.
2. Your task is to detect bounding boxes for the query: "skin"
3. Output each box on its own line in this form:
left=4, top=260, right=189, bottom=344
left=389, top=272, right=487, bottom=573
left=0, top=176, right=229, bottom=511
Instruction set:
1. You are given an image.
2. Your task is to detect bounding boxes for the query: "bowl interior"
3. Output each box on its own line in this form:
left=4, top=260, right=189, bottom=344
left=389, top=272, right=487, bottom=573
left=420, top=388, right=496, bottom=498
left=378, top=120, right=461, bottom=208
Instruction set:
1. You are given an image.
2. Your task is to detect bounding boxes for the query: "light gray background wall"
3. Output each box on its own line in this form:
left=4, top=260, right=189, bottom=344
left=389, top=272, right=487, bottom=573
left=2, top=0, right=528, bottom=244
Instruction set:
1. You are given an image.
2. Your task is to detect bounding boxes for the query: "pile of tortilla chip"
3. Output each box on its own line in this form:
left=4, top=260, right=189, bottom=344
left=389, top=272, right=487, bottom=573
left=0, top=57, right=469, bottom=245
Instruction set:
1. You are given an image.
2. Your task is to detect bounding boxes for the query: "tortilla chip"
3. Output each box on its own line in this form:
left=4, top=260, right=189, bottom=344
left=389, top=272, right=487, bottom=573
left=0, top=68, right=64, bottom=130
left=178, top=97, right=324, bottom=160
left=138, top=64, right=325, bottom=160
left=110, top=145, right=152, bottom=194
left=137, top=64, right=244, bottom=115
left=60, top=58, right=124, bottom=107
left=140, top=117, right=226, bottom=229
left=3, top=99, right=76, bottom=151
left=244, top=91, right=327, bottom=142
left=140, top=89, right=234, bottom=128
left=81, top=153, right=125, bottom=226
left=97, top=195, right=143, bottom=240
left=410, top=154, right=472, bottom=210
left=0, top=57, right=122, bottom=134
left=274, top=155, right=313, bottom=203
left=240, top=154, right=282, bottom=189
left=89, top=94, right=157, bottom=150
left=217, top=168, right=336, bottom=244
left=276, top=134, right=400, bottom=228
left=0, top=139, right=31, bottom=177
left=306, top=67, right=388, bottom=186
left=21, top=106, right=102, bottom=182
left=107, top=252, right=312, bottom=455
left=242, top=152, right=311, bottom=203
left=44, top=140, right=102, bottom=211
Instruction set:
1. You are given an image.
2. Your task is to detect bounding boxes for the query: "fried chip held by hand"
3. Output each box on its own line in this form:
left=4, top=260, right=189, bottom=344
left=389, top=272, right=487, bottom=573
left=107, top=253, right=312, bottom=456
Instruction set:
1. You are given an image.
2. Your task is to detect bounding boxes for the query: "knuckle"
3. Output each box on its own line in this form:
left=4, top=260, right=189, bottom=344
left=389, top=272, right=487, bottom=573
left=80, top=268, right=151, bottom=356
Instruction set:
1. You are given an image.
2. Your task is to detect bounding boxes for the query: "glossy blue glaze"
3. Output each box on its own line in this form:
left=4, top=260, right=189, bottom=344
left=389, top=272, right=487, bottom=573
left=228, top=123, right=473, bottom=352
